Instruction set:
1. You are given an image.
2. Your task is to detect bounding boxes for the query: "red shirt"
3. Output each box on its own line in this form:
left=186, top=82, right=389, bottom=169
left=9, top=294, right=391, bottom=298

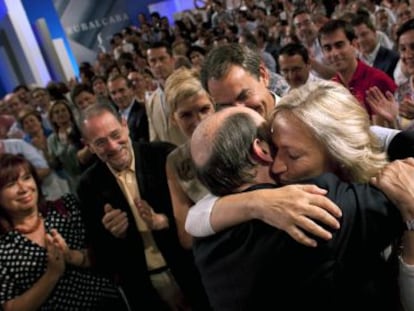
left=332, top=59, right=397, bottom=116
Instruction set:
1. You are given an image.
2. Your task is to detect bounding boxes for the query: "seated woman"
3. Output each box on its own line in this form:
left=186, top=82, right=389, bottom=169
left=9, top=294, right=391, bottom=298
left=0, top=153, right=126, bottom=311
left=186, top=80, right=414, bottom=310
left=164, top=67, right=215, bottom=249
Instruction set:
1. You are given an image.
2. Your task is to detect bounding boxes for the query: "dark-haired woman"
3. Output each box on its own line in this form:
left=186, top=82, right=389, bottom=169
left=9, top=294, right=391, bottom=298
left=0, top=153, right=125, bottom=310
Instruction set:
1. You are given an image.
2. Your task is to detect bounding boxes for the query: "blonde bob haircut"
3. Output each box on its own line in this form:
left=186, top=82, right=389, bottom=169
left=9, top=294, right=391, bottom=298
left=270, top=80, right=388, bottom=183
left=165, top=67, right=212, bottom=115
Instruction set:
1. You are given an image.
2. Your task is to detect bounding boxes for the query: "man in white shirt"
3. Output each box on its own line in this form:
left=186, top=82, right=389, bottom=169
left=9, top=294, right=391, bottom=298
left=278, top=42, right=322, bottom=92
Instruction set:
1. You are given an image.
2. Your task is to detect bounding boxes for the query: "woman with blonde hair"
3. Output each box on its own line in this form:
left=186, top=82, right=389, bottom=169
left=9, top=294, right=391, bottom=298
left=164, top=67, right=215, bottom=249
left=270, top=80, right=388, bottom=184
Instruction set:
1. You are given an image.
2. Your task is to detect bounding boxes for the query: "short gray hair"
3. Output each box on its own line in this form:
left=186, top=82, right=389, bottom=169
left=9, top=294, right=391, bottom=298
left=195, top=112, right=270, bottom=196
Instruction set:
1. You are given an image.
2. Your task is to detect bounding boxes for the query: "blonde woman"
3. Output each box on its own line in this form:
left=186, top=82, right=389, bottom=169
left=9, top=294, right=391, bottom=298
left=270, top=80, right=388, bottom=184
left=164, top=67, right=215, bottom=248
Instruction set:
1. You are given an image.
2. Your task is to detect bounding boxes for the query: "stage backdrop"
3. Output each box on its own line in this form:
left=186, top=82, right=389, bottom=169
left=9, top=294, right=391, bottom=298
left=52, top=0, right=196, bottom=65
left=53, top=0, right=132, bottom=64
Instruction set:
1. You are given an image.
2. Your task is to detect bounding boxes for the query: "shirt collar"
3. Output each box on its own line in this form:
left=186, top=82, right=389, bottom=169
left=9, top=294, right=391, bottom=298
left=270, top=91, right=279, bottom=107
left=118, top=100, right=134, bottom=121
left=359, top=42, right=380, bottom=66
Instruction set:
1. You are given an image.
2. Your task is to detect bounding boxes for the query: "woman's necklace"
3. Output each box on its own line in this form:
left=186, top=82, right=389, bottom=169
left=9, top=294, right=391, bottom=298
left=14, top=214, right=43, bottom=234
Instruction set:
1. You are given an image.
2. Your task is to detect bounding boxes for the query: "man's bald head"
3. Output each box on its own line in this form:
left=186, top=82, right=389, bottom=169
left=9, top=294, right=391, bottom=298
left=191, top=106, right=268, bottom=196
left=191, top=106, right=264, bottom=166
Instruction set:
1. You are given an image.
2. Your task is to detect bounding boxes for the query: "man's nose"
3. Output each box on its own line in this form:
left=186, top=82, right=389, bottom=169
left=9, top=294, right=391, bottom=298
left=271, top=156, right=286, bottom=175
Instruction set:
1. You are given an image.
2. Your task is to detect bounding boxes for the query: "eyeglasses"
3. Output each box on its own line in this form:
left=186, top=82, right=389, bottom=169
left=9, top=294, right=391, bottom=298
left=91, top=130, right=123, bottom=149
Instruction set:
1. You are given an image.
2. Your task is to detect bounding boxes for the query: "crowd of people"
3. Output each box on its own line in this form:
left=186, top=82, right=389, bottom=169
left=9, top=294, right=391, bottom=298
left=1, top=0, right=414, bottom=310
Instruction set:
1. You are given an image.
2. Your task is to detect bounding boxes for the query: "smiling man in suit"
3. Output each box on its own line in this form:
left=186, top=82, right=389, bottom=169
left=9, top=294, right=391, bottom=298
left=107, top=74, right=149, bottom=142
left=351, top=13, right=400, bottom=79
left=77, top=103, right=210, bottom=311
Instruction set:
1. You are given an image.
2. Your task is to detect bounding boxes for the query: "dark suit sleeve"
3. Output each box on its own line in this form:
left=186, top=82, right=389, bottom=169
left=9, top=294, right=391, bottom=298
left=387, top=130, right=414, bottom=161
left=310, top=173, right=404, bottom=256
left=76, top=168, right=117, bottom=273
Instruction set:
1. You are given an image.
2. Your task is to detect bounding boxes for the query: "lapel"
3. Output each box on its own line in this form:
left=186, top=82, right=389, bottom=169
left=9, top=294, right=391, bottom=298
left=373, top=46, right=386, bottom=67
left=127, top=100, right=144, bottom=128
left=92, top=160, right=129, bottom=211
left=153, top=89, right=168, bottom=131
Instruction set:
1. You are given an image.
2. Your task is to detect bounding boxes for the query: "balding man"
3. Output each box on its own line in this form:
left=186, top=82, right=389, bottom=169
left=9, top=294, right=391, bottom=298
left=190, top=106, right=414, bottom=311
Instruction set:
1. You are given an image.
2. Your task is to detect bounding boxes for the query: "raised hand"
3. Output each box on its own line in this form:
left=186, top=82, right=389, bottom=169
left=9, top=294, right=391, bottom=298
left=45, top=233, right=65, bottom=277
left=135, top=198, right=169, bottom=230
left=366, top=86, right=399, bottom=123
left=400, top=96, right=414, bottom=120
left=371, top=158, right=414, bottom=219
left=102, top=203, right=129, bottom=238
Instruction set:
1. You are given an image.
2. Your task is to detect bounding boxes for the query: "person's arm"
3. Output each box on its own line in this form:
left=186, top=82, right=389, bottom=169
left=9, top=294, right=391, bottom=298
left=76, top=145, right=94, bottom=166
left=366, top=86, right=400, bottom=128
left=166, top=160, right=193, bottom=249
left=371, top=158, right=414, bottom=311
left=186, top=185, right=342, bottom=247
left=185, top=193, right=218, bottom=237
left=50, top=229, right=90, bottom=267
left=370, top=125, right=401, bottom=152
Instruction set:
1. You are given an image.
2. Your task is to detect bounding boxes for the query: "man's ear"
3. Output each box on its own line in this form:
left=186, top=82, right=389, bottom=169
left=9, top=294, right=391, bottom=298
left=259, top=62, right=270, bottom=88
left=252, top=138, right=273, bottom=163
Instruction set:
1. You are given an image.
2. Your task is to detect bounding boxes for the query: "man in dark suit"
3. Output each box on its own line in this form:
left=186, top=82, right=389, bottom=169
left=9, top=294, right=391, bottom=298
left=352, top=14, right=400, bottom=79
left=76, top=103, right=210, bottom=311
left=190, top=106, right=413, bottom=311
left=107, top=74, right=149, bottom=142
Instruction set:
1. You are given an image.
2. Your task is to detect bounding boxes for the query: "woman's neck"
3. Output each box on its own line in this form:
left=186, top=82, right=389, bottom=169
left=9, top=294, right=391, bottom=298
left=58, top=122, right=72, bottom=131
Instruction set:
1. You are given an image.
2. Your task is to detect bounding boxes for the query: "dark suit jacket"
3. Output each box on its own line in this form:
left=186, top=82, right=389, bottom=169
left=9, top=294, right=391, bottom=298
left=193, top=173, right=404, bottom=311
left=77, top=142, right=210, bottom=311
left=388, top=129, right=414, bottom=161
left=373, top=46, right=400, bottom=79
left=127, top=100, right=149, bottom=142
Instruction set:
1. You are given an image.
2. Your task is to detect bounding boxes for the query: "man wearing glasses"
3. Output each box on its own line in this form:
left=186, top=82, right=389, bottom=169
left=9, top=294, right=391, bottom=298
left=292, top=8, right=335, bottom=79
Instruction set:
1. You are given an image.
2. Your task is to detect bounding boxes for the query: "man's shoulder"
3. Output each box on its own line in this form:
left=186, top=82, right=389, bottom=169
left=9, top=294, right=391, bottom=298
left=377, top=46, right=399, bottom=59
left=78, top=158, right=107, bottom=183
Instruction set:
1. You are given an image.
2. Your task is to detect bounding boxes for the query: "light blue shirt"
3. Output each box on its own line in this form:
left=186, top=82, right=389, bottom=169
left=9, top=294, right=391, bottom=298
left=1, top=138, right=48, bottom=168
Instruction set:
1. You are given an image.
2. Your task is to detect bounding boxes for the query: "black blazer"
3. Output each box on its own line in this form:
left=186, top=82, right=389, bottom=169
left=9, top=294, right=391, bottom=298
left=77, top=142, right=209, bottom=311
left=193, top=173, right=404, bottom=311
left=127, top=100, right=149, bottom=142
left=388, top=129, right=414, bottom=161
left=373, top=46, right=400, bottom=79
